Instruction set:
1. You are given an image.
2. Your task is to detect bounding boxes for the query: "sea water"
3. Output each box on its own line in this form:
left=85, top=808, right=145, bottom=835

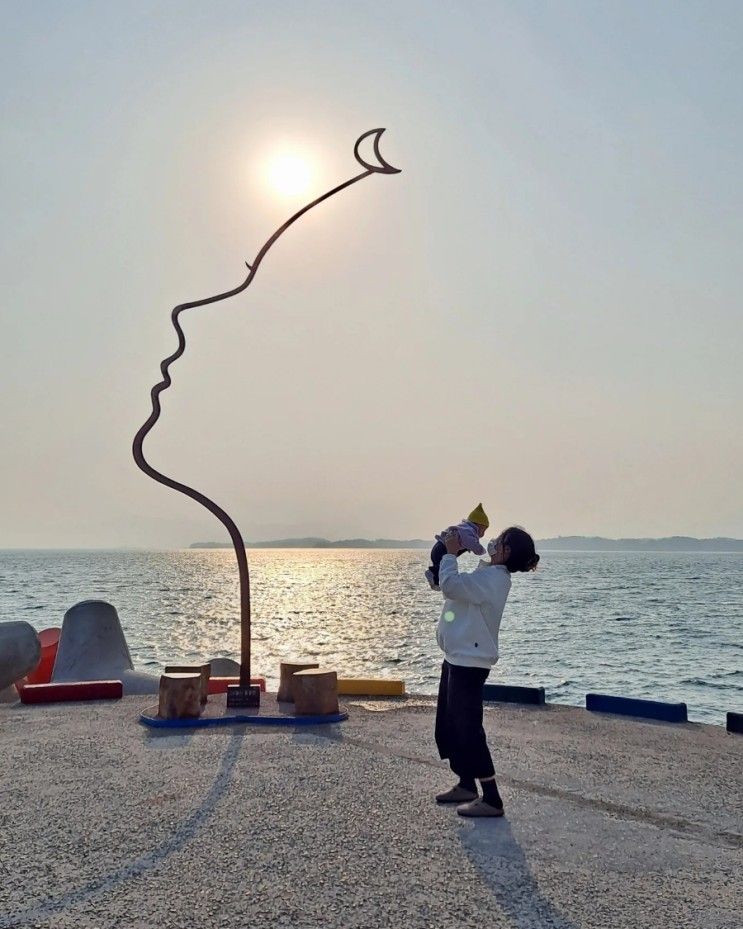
left=1, top=548, right=740, bottom=724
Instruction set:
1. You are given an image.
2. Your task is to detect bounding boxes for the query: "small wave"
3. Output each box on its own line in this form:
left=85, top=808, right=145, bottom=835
left=680, top=677, right=743, bottom=692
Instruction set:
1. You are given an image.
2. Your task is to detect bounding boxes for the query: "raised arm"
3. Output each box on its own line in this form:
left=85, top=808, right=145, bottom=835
left=438, top=554, right=487, bottom=604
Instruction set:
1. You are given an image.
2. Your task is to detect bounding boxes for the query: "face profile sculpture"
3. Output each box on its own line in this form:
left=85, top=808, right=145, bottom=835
left=133, top=129, right=401, bottom=707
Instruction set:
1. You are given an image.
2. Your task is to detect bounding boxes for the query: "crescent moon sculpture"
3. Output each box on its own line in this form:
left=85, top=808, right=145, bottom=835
left=132, top=129, right=401, bottom=705
left=354, top=128, right=402, bottom=175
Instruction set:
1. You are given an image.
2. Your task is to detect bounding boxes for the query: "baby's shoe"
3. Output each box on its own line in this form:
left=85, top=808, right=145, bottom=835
left=424, top=569, right=440, bottom=591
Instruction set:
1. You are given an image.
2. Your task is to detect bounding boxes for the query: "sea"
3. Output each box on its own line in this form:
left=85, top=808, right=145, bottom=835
left=1, top=548, right=741, bottom=725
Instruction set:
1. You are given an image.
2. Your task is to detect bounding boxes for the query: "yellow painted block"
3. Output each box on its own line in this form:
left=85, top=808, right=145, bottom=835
left=336, top=678, right=406, bottom=696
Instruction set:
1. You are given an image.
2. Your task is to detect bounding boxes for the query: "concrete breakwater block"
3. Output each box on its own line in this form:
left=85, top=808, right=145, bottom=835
left=0, top=685, right=19, bottom=703
left=483, top=684, right=546, bottom=705
left=586, top=693, right=688, bottom=723
left=0, top=621, right=41, bottom=691
left=727, top=712, right=743, bottom=734
left=52, top=600, right=159, bottom=695
left=206, top=657, right=241, bottom=676
left=19, top=681, right=123, bottom=703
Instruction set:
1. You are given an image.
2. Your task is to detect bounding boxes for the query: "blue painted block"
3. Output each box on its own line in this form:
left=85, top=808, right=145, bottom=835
left=586, top=693, right=687, bottom=723
left=727, top=712, right=743, bottom=734
left=483, top=684, right=545, bottom=705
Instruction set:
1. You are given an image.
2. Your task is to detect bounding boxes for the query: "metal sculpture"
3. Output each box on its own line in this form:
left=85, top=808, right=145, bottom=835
left=133, top=128, right=400, bottom=706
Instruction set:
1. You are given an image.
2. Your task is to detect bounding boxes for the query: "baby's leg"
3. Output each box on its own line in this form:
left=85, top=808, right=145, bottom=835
left=429, top=540, right=447, bottom=586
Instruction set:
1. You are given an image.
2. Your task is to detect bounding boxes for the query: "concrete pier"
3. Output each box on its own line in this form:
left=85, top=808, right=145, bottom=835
left=1, top=696, right=740, bottom=928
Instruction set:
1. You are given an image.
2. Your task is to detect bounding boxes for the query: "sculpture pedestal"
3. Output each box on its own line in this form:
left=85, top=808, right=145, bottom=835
left=139, top=693, right=348, bottom=729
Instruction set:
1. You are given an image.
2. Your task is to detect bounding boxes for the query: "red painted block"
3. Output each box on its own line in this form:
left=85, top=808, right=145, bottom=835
left=19, top=681, right=123, bottom=704
left=26, top=627, right=61, bottom=685
left=208, top=676, right=266, bottom=695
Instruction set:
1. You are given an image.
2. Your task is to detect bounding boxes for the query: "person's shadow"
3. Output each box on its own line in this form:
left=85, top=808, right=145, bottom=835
left=458, top=817, right=578, bottom=929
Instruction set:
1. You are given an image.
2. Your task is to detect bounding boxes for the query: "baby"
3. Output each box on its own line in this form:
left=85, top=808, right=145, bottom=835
left=425, top=503, right=489, bottom=590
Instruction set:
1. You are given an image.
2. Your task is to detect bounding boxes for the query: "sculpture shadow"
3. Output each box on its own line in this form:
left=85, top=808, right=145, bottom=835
left=0, top=728, right=245, bottom=929
left=458, top=817, right=578, bottom=929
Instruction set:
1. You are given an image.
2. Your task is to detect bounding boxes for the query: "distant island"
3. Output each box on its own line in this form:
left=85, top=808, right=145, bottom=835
left=190, top=536, right=743, bottom=552
left=536, top=536, right=743, bottom=552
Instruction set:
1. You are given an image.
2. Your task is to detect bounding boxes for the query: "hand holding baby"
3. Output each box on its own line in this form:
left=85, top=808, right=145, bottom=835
left=443, top=529, right=462, bottom=555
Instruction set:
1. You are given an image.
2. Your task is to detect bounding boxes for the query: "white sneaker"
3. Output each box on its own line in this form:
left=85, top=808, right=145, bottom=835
left=424, top=569, right=440, bottom=591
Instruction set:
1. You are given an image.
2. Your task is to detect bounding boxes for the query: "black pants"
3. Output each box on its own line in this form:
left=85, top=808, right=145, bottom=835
left=435, top=660, right=495, bottom=780
left=429, top=540, right=466, bottom=585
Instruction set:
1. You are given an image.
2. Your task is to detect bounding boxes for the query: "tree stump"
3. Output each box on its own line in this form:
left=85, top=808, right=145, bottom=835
left=277, top=660, right=319, bottom=702
left=165, top=663, right=211, bottom=704
left=292, top=669, right=339, bottom=716
left=158, top=673, right=202, bottom=719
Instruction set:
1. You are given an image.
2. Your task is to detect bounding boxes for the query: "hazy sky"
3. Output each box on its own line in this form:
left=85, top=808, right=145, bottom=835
left=2, top=0, right=742, bottom=548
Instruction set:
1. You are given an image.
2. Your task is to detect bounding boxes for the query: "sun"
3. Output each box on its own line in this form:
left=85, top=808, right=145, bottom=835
left=265, top=152, right=314, bottom=198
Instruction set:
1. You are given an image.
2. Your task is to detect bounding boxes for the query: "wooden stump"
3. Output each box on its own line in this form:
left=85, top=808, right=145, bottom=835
left=158, top=673, right=202, bottom=719
left=165, top=663, right=211, bottom=704
left=277, top=660, right=319, bottom=702
left=292, top=669, right=339, bottom=716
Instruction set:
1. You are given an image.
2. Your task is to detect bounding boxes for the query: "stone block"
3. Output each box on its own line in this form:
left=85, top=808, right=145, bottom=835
left=0, top=621, right=41, bottom=691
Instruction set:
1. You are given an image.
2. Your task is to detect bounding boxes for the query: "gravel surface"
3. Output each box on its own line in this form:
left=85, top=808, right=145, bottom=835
left=1, top=696, right=741, bottom=929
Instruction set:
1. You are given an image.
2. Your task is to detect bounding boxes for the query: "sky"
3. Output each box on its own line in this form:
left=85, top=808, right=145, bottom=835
left=1, top=0, right=742, bottom=548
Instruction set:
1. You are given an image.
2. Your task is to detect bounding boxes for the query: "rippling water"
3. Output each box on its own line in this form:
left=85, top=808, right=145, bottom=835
left=1, top=549, right=741, bottom=724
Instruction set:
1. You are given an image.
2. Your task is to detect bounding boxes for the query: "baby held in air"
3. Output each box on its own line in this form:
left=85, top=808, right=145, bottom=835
left=425, top=503, right=489, bottom=591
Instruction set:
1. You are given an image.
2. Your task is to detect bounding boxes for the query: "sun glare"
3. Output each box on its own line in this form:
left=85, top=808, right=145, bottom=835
left=265, top=152, right=313, bottom=198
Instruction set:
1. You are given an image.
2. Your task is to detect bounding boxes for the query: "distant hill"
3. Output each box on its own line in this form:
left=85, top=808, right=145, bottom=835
left=190, top=538, right=431, bottom=549
left=190, top=536, right=743, bottom=552
left=536, top=536, right=743, bottom=552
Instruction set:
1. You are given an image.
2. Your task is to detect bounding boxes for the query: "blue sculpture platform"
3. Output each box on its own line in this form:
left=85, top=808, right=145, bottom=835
left=140, top=694, right=348, bottom=729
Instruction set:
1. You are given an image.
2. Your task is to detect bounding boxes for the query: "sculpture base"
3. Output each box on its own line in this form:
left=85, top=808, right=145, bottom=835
left=139, top=694, right=348, bottom=729
left=226, top=684, right=261, bottom=709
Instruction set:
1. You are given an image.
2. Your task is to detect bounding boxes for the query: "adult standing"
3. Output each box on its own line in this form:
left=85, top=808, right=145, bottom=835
left=434, top=526, right=539, bottom=817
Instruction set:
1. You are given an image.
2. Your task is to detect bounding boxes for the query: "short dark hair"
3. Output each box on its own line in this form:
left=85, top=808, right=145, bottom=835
left=500, top=526, right=540, bottom=573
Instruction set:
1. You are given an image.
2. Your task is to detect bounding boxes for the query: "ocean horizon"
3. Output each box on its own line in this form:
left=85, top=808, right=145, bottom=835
left=3, top=532, right=743, bottom=552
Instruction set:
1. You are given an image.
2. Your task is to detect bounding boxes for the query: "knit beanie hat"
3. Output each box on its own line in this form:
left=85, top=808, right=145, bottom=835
left=467, top=503, right=489, bottom=528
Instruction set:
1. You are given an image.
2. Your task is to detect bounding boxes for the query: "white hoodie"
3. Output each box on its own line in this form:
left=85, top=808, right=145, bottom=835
left=436, top=554, right=512, bottom=669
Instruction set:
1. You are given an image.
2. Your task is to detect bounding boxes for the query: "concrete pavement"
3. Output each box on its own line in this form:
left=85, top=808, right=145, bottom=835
left=1, top=695, right=740, bottom=929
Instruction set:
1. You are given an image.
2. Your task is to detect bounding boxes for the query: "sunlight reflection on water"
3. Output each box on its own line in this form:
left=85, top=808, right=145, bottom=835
left=1, top=548, right=740, bottom=723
